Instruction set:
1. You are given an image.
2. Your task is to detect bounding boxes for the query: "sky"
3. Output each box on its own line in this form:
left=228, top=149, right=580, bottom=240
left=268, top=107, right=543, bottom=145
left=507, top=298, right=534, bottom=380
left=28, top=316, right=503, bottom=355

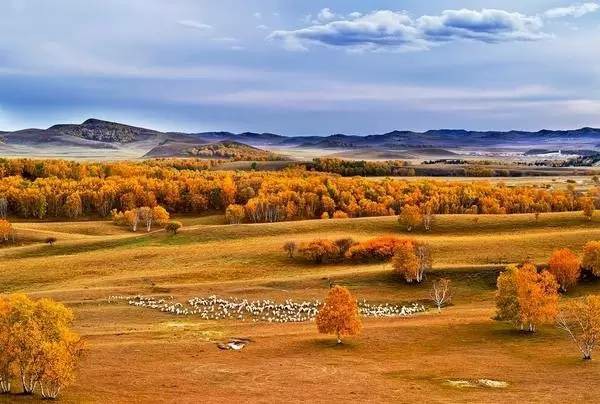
left=0, top=0, right=600, bottom=135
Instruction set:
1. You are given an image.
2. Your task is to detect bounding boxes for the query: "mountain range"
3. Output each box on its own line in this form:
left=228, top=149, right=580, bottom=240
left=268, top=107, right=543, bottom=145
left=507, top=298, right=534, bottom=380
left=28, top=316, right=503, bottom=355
left=1, top=118, right=599, bottom=159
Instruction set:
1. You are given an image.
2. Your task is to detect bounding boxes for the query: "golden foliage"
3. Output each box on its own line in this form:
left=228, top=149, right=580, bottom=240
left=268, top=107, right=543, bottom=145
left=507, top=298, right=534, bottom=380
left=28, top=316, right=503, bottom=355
left=316, top=286, right=362, bottom=344
left=0, top=294, right=82, bottom=398
left=547, top=248, right=581, bottom=292
left=496, top=263, right=559, bottom=332
left=583, top=241, right=600, bottom=277
left=392, top=241, right=432, bottom=283
left=0, top=158, right=596, bottom=223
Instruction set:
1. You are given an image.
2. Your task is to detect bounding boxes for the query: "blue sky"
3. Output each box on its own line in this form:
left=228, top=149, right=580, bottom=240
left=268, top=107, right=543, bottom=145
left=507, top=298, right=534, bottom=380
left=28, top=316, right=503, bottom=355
left=0, top=0, right=599, bottom=135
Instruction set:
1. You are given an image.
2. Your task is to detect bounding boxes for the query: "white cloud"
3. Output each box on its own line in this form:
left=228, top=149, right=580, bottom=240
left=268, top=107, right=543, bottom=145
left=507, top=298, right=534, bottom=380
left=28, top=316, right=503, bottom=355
left=212, top=37, right=237, bottom=42
left=253, top=12, right=262, bottom=19
left=256, top=24, right=269, bottom=30
left=544, top=2, right=600, bottom=19
left=271, top=3, right=600, bottom=53
left=177, top=20, right=213, bottom=31
left=269, top=9, right=546, bottom=52
left=317, top=8, right=337, bottom=22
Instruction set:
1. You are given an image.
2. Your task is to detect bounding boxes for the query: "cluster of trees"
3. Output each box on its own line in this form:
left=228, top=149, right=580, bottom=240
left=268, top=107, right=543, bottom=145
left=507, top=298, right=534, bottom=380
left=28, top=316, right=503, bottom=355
left=307, top=158, right=412, bottom=177
left=495, top=243, right=600, bottom=360
left=185, top=141, right=287, bottom=161
left=286, top=236, right=433, bottom=284
left=0, top=294, right=82, bottom=399
left=111, top=206, right=170, bottom=232
left=0, top=158, right=598, bottom=223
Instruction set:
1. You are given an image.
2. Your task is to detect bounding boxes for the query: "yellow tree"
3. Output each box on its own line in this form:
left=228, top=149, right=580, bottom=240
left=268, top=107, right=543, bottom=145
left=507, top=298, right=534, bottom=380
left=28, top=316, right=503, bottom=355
left=316, top=286, right=362, bottom=344
left=392, top=241, right=432, bottom=283
left=547, top=248, right=581, bottom=292
left=582, top=241, right=600, bottom=277
left=398, top=205, right=422, bottom=232
left=0, top=219, right=14, bottom=243
left=0, top=294, right=82, bottom=397
left=557, top=295, right=600, bottom=360
left=496, top=263, right=559, bottom=332
left=579, top=196, right=595, bottom=221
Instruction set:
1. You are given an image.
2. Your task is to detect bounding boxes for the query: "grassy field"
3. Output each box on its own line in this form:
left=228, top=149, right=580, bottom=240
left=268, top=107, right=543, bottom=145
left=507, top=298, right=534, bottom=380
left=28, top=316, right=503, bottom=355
left=1, top=210, right=600, bottom=403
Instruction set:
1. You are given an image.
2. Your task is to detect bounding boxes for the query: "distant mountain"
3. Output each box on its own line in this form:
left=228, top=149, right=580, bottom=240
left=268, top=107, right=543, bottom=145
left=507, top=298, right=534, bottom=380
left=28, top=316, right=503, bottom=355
left=1, top=118, right=600, bottom=158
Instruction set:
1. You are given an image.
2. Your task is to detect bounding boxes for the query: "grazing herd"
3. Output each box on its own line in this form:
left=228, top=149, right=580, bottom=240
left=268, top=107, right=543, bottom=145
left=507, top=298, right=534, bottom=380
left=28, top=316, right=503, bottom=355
left=108, top=295, right=427, bottom=323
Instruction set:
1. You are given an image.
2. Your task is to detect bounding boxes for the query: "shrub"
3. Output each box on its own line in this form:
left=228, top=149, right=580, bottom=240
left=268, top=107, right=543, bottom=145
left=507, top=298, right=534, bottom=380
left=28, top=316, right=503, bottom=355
left=283, top=241, right=297, bottom=258
left=332, top=210, right=349, bottom=219
left=334, top=238, right=356, bottom=258
left=299, top=239, right=340, bottom=264
left=165, top=221, right=182, bottom=235
left=348, top=236, right=412, bottom=262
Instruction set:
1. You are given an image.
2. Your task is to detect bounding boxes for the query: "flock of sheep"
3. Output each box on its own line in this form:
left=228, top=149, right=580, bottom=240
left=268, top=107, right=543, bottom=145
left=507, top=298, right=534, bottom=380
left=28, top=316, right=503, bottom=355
left=108, top=295, right=427, bottom=323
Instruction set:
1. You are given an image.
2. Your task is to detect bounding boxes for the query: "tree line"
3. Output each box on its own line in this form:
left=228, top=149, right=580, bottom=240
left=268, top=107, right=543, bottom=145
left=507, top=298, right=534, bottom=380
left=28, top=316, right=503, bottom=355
left=0, top=158, right=598, bottom=222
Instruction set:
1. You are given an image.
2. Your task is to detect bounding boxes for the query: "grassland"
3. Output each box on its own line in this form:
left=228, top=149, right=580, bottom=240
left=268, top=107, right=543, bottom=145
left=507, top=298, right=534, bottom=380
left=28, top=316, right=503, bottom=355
left=1, top=209, right=599, bottom=403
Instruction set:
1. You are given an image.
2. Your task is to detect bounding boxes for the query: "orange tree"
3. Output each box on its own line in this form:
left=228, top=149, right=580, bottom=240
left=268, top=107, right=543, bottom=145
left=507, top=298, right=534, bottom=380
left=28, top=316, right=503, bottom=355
left=398, top=205, right=422, bottom=232
left=547, top=248, right=581, bottom=292
left=298, top=239, right=339, bottom=264
left=495, top=263, right=559, bottom=332
left=392, top=241, right=432, bottom=283
left=582, top=241, right=600, bottom=277
left=316, top=286, right=362, bottom=344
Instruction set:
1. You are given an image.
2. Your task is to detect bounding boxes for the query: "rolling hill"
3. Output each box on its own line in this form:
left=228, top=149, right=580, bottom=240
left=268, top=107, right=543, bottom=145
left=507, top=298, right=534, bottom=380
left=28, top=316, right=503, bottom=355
left=1, top=118, right=600, bottom=159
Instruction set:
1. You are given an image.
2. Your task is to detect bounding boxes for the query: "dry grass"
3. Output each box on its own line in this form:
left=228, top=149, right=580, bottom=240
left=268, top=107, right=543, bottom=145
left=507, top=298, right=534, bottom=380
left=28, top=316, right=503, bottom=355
left=1, top=211, right=600, bottom=402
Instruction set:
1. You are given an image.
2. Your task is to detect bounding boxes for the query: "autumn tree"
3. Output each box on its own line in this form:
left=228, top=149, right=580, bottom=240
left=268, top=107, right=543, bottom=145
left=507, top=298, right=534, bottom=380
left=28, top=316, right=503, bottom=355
left=299, top=239, right=339, bottom=264
left=495, top=263, right=559, bottom=332
left=580, top=196, right=595, bottom=221
left=63, top=192, right=82, bottom=219
left=0, top=219, right=14, bottom=244
left=151, top=206, right=170, bottom=229
left=316, top=286, right=362, bottom=344
left=225, top=204, right=245, bottom=224
left=398, top=205, right=422, bottom=232
left=283, top=241, right=297, bottom=258
left=557, top=295, right=600, bottom=360
left=431, top=278, right=452, bottom=312
left=165, top=221, right=182, bottom=235
left=392, top=241, right=432, bottom=283
left=0, top=294, right=82, bottom=398
left=547, top=248, right=581, bottom=292
left=582, top=241, right=600, bottom=277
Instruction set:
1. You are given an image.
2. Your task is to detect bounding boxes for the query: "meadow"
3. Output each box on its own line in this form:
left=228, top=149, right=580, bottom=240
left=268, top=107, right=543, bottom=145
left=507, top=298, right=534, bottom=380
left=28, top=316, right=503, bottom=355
left=1, top=205, right=600, bottom=402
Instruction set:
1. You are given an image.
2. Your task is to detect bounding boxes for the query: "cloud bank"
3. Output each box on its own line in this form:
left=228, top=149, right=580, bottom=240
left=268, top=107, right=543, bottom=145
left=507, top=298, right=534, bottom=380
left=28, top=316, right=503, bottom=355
left=270, top=4, right=599, bottom=52
left=544, top=2, right=600, bottom=19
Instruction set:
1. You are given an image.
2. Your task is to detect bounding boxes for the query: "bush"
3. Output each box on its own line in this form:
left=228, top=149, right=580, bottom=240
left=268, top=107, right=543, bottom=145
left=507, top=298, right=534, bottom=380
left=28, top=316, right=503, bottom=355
left=348, top=236, right=413, bottom=262
left=165, top=221, right=182, bottom=235
left=299, top=239, right=340, bottom=264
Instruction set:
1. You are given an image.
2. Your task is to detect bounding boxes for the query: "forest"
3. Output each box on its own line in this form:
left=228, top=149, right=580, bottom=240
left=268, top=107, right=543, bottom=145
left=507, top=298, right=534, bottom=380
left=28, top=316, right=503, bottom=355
left=0, top=158, right=597, bottom=222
